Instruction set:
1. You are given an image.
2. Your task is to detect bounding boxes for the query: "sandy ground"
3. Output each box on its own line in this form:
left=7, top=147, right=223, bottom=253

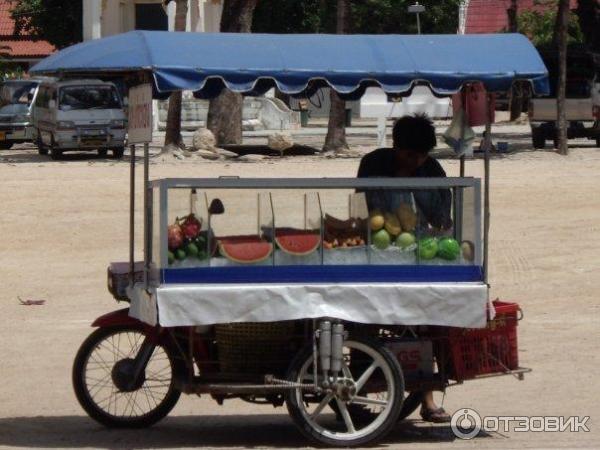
left=1, top=124, right=599, bottom=449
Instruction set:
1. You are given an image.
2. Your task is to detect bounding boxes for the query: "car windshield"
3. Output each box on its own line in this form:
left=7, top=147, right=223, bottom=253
left=0, top=104, right=29, bottom=115
left=0, top=81, right=38, bottom=107
left=58, top=86, right=122, bottom=110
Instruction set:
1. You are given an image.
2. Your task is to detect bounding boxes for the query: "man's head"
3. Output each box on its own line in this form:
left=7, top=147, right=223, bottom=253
left=392, top=114, right=436, bottom=173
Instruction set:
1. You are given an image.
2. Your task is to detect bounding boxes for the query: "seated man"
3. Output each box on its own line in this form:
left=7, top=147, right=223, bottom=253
left=357, top=114, right=452, bottom=423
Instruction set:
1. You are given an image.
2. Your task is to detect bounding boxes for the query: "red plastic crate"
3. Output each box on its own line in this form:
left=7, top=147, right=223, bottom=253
left=449, top=300, right=521, bottom=381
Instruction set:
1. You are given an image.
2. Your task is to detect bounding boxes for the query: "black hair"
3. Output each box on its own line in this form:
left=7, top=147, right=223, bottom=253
left=392, top=114, right=436, bottom=154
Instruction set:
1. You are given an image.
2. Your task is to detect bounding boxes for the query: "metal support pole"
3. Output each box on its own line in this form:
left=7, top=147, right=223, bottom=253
left=483, top=96, right=492, bottom=284
left=143, top=142, right=150, bottom=288
left=129, top=144, right=136, bottom=286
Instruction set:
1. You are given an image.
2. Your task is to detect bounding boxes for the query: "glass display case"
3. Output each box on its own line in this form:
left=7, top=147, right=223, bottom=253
left=148, top=177, right=482, bottom=284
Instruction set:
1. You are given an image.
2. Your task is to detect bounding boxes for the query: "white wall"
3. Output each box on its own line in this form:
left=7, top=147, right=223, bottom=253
left=83, top=0, right=223, bottom=39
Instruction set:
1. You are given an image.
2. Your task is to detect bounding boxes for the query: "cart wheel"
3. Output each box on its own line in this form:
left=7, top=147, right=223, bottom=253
left=73, top=325, right=183, bottom=428
left=286, top=338, right=404, bottom=447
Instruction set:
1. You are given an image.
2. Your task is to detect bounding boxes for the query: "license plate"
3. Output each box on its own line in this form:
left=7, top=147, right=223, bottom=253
left=83, top=140, right=104, bottom=147
left=0, top=131, right=5, bottom=140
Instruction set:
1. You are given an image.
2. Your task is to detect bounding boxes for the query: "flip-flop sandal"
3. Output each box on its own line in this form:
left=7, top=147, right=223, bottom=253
left=420, top=407, right=451, bottom=423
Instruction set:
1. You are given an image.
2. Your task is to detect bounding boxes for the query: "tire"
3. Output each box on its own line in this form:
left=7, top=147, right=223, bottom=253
left=35, top=130, right=48, bottom=155
left=50, top=146, right=62, bottom=160
left=112, top=147, right=125, bottom=159
left=286, top=338, right=404, bottom=447
left=595, top=138, right=600, bottom=148
left=73, top=325, right=183, bottom=428
left=0, top=141, right=13, bottom=150
left=531, top=127, right=545, bottom=149
left=98, top=149, right=108, bottom=158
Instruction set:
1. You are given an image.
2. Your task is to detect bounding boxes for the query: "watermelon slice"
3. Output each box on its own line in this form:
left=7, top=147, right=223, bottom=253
left=218, top=235, right=272, bottom=264
left=274, top=229, right=321, bottom=256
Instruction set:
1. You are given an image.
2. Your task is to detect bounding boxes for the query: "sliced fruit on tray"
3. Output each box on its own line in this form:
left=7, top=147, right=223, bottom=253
left=218, top=235, right=273, bottom=263
left=274, top=229, right=320, bottom=256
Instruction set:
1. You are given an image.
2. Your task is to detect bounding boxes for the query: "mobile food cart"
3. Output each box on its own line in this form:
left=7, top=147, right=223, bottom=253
left=31, top=32, right=549, bottom=447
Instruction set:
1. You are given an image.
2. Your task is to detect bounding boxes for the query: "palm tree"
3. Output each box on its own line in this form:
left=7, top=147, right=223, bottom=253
left=163, top=0, right=188, bottom=150
left=323, top=0, right=350, bottom=153
left=206, top=0, right=258, bottom=146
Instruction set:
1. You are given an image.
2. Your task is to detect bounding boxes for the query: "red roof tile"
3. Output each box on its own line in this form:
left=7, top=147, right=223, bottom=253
left=0, top=1, right=54, bottom=58
left=0, top=38, right=55, bottom=57
left=465, top=0, right=578, bottom=34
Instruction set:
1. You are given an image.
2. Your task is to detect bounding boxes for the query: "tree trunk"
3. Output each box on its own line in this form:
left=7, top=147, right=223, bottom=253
left=507, top=0, right=522, bottom=121
left=323, top=0, right=350, bottom=153
left=207, top=0, right=258, bottom=146
left=164, top=0, right=188, bottom=149
left=556, top=0, right=570, bottom=155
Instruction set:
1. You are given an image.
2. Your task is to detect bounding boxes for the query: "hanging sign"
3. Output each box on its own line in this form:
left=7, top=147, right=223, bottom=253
left=128, top=83, right=153, bottom=144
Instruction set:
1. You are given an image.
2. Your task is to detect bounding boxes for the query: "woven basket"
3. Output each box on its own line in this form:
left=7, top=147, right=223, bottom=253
left=215, top=321, right=296, bottom=375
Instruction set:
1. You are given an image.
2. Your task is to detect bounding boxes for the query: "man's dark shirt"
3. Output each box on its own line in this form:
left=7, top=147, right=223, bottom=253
left=357, top=148, right=452, bottom=229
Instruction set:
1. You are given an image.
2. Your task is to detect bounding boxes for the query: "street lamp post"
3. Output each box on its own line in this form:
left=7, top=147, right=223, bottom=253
left=408, top=2, right=426, bottom=34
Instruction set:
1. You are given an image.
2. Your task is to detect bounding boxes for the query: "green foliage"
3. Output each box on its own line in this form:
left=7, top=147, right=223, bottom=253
left=517, top=0, right=583, bottom=46
left=253, top=0, right=462, bottom=34
left=11, top=0, right=82, bottom=49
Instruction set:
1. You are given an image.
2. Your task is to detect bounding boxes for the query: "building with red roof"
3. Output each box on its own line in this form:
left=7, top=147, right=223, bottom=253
left=0, top=1, right=54, bottom=70
left=462, top=0, right=578, bottom=34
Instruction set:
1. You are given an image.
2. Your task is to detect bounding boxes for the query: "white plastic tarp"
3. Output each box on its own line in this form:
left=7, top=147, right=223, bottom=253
left=128, top=282, right=489, bottom=328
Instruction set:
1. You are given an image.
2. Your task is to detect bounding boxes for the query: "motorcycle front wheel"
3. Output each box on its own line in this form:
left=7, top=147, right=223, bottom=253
left=73, top=325, right=183, bottom=428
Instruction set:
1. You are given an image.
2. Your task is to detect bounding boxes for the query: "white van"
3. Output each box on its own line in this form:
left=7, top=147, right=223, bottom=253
left=32, top=79, right=127, bottom=159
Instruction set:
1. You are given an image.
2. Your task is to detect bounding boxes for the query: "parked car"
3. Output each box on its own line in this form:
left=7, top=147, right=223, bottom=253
left=32, top=79, right=127, bottom=159
left=0, top=79, right=41, bottom=149
left=529, top=47, right=600, bottom=148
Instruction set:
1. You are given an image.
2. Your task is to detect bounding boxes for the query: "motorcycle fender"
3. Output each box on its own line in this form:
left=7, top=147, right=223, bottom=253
left=91, top=308, right=142, bottom=328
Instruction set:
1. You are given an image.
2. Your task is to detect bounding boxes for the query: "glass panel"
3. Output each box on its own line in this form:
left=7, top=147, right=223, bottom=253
left=322, top=190, right=368, bottom=265
left=271, top=191, right=322, bottom=265
left=166, top=188, right=209, bottom=268
left=207, top=190, right=274, bottom=267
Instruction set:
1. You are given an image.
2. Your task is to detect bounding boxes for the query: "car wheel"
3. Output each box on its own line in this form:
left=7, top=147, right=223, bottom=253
left=531, top=127, right=545, bottom=149
left=98, top=149, right=108, bottom=158
left=0, top=141, right=13, bottom=150
left=50, top=146, right=62, bottom=160
left=112, top=147, right=125, bottom=159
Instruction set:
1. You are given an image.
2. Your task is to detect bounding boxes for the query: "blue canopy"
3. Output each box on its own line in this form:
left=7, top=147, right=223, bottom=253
left=31, top=31, right=549, bottom=99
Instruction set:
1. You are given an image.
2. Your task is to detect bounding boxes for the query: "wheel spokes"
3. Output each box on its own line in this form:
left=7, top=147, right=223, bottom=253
left=351, top=396, right=388, bottom=407
left=335, top=399, right=356, bottom=433
left=84, top=330, right=173, bottom=419
left=309, top=393, right=334, bottom=419
left=355, top=361, right=379, bottom=391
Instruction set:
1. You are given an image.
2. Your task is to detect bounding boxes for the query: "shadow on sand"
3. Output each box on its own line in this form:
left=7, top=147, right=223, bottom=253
left=0, top=414, right=499, bottom=448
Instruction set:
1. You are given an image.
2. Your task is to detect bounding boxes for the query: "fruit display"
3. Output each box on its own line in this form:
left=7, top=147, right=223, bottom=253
left=274, top=229, right=321, bottom=256
left=218, top=235, right=273, bottom=264
left=396, top=203, right=417, bottom=232
left=418, top=237, right=438, bottom=260
left=437, top=237, right=461, bottom=260
left=167, top=213, right=209, bottom=265
left=369, top=209, right=385, bottom=231
left=396, top=232, right=416, bottom=249
left=372, top=229, right=391, bottom=250
left=323, top=214, right=367, bottom=249
left=383, top=212, right=402, bottom=236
